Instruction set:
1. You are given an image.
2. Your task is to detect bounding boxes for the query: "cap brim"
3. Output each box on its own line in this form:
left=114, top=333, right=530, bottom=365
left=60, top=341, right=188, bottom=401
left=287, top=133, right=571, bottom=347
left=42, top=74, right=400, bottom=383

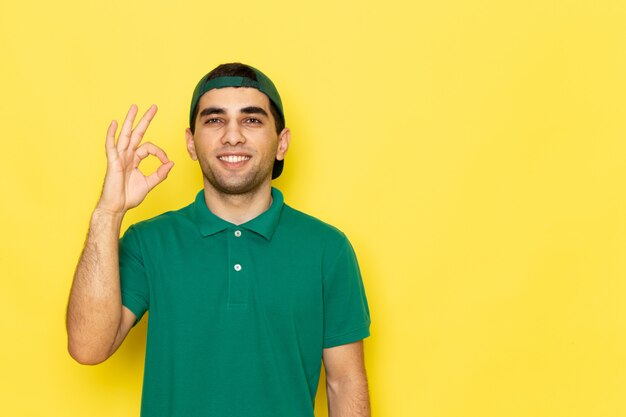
left=272, top=159, right=284, bottom=179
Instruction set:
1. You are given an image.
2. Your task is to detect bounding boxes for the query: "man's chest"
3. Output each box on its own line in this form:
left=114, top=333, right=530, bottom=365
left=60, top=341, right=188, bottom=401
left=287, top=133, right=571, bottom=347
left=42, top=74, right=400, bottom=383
left=142, top=233, right=325, bottom=325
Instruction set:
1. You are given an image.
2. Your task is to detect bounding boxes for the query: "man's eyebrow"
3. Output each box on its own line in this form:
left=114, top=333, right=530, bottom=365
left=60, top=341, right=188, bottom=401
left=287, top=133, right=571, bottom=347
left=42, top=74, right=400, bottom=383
left=240, top=106, right=269, bottom=117
left=198, top=107, right=226, bottom=117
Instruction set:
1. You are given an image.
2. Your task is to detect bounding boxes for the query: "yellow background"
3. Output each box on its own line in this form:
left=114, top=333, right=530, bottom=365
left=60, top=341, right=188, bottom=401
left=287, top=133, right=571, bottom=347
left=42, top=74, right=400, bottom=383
left=1, top=0, right=625, bottom=416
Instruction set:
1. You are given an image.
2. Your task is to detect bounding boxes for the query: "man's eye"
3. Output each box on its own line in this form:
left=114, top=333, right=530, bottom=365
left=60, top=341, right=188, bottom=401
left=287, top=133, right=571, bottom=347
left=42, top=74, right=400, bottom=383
left=245, top=118, right=261, bottom=124
left=205, top=118, right=221, bottom=124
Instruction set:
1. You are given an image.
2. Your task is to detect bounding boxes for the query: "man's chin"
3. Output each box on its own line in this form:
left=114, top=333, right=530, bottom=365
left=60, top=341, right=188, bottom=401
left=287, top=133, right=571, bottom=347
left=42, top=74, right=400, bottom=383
left=205, top=174, right=270, bottom=196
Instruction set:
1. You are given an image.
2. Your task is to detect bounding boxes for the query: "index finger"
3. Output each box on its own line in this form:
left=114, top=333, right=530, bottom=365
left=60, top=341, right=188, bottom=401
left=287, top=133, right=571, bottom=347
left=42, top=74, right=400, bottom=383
left=129, top=104, right=158, bottom=148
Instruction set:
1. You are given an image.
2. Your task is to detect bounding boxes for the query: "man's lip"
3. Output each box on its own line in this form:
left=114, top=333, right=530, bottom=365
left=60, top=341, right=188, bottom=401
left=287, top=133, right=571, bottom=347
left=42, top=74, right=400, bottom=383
left=217, top=154, right=252, bottom=164
left=216, top=152, right=252, bottom=157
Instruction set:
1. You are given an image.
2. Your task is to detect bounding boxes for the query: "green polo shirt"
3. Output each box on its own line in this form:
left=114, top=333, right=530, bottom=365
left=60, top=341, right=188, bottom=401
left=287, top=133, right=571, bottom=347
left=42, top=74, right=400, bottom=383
left=119, top=187, right=371, bottom=417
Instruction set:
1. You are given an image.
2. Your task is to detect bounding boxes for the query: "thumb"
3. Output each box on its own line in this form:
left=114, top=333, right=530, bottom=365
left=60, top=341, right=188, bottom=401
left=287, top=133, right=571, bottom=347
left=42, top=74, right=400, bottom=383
left=146, top=161, right=175, bottom=191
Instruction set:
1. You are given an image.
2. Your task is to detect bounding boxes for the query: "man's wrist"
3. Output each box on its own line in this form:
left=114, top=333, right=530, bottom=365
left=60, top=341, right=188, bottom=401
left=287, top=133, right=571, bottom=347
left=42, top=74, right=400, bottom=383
left=92, top=206, right=125, bottom=229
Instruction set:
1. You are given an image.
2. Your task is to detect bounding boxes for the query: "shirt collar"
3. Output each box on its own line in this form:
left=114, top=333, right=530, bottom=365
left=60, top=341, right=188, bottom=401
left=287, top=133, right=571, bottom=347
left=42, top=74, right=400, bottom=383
left=193, top=187, right=284, bottom=241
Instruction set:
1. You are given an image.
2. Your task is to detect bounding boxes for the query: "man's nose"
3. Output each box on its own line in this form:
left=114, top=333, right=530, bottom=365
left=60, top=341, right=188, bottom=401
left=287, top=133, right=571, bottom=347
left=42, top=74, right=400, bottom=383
left=222, top=120, right=245, bottom=146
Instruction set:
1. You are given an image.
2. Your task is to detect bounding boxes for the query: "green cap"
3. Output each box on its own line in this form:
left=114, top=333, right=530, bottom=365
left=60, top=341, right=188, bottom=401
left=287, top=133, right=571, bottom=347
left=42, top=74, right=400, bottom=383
left=189, top=66, right=286, bottom=179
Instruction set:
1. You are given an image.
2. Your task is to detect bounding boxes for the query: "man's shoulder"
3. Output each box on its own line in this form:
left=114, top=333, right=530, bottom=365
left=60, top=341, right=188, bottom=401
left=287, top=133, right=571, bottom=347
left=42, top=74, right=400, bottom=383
left=125, top=200, right=195, bottom=235
left=280, top=203, right=348, bottom=244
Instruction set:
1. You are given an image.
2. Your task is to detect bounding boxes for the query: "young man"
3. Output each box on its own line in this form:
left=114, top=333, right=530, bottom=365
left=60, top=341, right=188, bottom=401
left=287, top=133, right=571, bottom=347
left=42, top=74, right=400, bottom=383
left=67, top=63, right=372, bottom=417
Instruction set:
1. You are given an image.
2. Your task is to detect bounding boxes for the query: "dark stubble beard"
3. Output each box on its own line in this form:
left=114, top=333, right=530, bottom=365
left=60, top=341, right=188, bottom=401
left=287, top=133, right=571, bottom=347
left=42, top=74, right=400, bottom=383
left=198, top=155, right=274, bottom=196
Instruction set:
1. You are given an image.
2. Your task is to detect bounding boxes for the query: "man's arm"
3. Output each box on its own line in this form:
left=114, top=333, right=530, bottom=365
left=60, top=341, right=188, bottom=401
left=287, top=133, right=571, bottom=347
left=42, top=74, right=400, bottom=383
left=67, top=208, right=133, bottom=364
left=66, top=104, right=174, bottom=365
left=323, top=340, right=371, bottom=417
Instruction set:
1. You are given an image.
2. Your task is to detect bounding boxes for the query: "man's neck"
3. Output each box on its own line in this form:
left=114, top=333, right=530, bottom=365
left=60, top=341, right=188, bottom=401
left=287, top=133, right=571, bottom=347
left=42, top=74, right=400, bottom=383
left=203, top=181, right=273, bottom=225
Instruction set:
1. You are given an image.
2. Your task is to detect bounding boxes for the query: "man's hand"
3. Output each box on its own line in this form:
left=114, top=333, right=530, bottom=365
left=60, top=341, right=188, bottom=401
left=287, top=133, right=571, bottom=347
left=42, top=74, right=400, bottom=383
left=97, top=104, right=174, bottom=215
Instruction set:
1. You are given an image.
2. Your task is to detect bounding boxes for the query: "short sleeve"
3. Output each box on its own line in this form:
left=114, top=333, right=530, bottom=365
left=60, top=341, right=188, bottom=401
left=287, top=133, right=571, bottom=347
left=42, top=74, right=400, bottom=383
left=119, top=225, right=150, bottom=324
left=322, top=236, right=371, bottom=348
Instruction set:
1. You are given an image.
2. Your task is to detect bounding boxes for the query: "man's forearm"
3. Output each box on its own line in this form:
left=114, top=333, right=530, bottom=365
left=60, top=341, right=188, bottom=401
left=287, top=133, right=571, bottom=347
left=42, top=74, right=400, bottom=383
left=66, top=208, right=124, bottom=364
left=326, top=373, right=371, bottom=417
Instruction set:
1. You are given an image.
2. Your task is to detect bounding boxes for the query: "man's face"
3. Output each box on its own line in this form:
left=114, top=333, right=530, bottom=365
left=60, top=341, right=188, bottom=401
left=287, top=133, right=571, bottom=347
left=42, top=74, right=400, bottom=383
left=185, top=87, right=290, bottom=195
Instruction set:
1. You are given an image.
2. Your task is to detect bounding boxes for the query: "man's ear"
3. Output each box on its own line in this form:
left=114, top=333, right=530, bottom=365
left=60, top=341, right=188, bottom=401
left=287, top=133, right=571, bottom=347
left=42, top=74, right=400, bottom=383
left=276, top=128, right=291, bottom=161
left=185, top=128, right=198, bottom=161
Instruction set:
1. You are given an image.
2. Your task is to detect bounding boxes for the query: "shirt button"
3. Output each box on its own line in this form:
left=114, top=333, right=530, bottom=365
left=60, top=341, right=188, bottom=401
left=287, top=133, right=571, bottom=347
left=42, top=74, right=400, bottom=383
left=234, top=264, right=242, bottom=272
left=234, top=230, right=242, bottom=237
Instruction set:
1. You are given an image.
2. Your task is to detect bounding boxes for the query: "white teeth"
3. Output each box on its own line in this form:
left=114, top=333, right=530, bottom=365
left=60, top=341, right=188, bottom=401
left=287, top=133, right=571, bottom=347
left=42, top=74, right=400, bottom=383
left=219, top=155, right=250, bottom=163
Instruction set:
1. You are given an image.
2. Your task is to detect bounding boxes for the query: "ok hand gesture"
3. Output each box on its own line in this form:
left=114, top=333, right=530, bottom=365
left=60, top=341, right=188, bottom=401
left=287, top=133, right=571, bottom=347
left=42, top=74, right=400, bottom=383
left=96, top=104, right=174, bottom=215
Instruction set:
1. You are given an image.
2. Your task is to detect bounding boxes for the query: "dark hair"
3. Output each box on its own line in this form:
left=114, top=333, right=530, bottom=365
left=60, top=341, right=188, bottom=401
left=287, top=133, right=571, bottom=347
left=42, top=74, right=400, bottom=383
left=190, top=62, right=285, bottom=135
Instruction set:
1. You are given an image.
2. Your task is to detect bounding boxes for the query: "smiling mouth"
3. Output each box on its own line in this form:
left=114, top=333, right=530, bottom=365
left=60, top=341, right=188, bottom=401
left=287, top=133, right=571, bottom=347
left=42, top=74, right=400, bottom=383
left=218, top=155, right=251, bottom=163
